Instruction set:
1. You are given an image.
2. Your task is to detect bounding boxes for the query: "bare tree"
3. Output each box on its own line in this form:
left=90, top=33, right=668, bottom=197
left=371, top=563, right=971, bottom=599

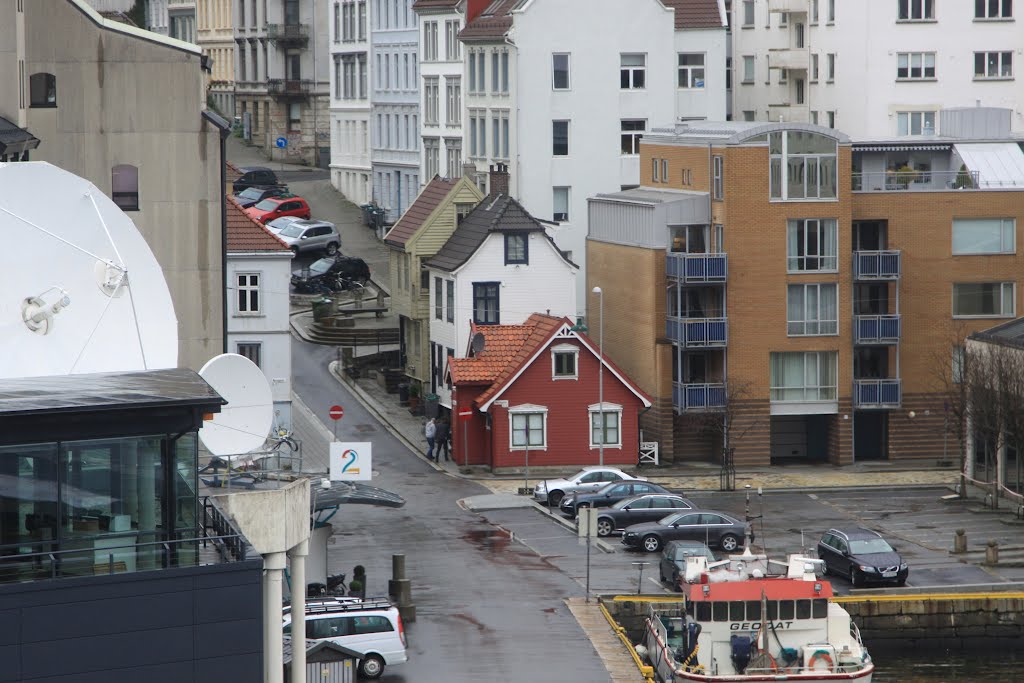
left=696, top=380, right=759, bottom=491
left=929, top=328, right=973, bottom=498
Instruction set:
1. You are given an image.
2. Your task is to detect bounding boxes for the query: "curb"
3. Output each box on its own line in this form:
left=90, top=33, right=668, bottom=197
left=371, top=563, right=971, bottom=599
left=531, top=502, right=616, bottom=553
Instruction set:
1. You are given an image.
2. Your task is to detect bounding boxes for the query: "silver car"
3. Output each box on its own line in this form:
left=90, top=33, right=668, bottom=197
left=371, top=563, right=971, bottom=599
left=533, top=466, right=647, bottom=507
left=277, top=219, right=340, bottom=255
left=265, top=215, right=303, bottom=235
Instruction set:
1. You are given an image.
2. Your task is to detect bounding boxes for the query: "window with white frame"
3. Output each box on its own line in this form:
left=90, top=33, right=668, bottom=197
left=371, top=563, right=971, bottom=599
left=742, top=0, right=754, bottom=25
left=828, top=0, right=836, bottom=21
left=500, top=51, right=509, bottom=93
left=469, top=109, right=485, bottom=157
left=551, top=344, right=578, bottom=379
left=468, top=49, right=477, bottom=94
left=787, top=219, right=838, bottom=271
left=424, top=77, right=439, bottom=124
left=423, top=21, right=438, bottom=61
left=552, top=53, right=570, bottom=89
left=896, top=110, right=936, bottom=136
left=713, top=156, right=723, bottom=200
left=787, top=283, right=838, bottom=335
left=975, top=0, right=1013, bottom=18
left=770, top=352, right=837, bottom=402
left=952, top=218, right=1016, bottom=255
left=445, top=138, right=462, bottom=178
left=236, top=273, right=261, bottom=314
left=620, top=119, right=645, bottom=155
left=446, top=280, right=454, bottom=322
left=974, top=51, right=1013, bottom=79
left=742, top=55, right=755, bottom=83
left=445, top=77, right=461, bottom=125
left=897, top=52, right=936, bottom=79
left=677, top=53, right=705, bottom=88
left=495, top=110, right=509, bottom=159
left=237, top=342, right=262, bottom=368
left=811, top=0, right=820, bottom=22
left=953, top=282, right=1015, bottom=317
left=475, top=51, right=486, bottom=92
left=445, top=20, right=460, bottom=60
left=620, top=53, right=646, bottom=89
left=424, top=137, right=440, bottom=177
left=769, top=131, right=838, bottom=200
left=826, top=53, right=835, bottom=81
left=358, top=0, right=366, bottom=39
left=334, top=2, right=341, bottom=41
left=510, top=408, right=546, bottom=449
left=652, top=158, right=660, bottom=182
left=553, top=186, right=569, bottom=222
left=434, top=276, right=442, bottom=319
left=589, top=404, right=622, bottom=448
left=811, top=53, right=819, bottom=81
left=898, top=0, right=934, bottom=20
left=491, top=50, right=500, bottom=94
left=661, top=159, right=669, bottom=183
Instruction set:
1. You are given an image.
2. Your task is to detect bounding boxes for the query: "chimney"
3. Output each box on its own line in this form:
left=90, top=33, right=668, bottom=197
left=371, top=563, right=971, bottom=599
left=488, top=163, right=509, bottom=196
left=461, top=162, right=477, bottom=180
left=466, top=0, right=489, bottom=23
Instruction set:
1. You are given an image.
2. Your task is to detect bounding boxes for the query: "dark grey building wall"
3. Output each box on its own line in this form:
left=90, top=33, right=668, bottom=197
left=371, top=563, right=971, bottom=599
left=0, top=560, right=263, bottom=682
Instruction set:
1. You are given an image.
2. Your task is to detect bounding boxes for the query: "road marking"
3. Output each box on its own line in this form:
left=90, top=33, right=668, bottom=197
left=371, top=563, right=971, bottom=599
left=808, top=493, right=818, bottom=500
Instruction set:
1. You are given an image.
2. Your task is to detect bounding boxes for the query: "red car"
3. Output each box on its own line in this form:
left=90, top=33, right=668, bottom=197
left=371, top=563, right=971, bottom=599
left=244, top=196, right=311, bottom=224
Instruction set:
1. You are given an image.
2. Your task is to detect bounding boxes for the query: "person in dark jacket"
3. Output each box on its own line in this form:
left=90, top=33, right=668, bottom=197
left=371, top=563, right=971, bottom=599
left=434, top=417, right=451, bottom=462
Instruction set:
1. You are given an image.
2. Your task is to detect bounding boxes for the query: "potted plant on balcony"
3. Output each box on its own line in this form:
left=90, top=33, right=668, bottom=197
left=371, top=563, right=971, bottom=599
left=953, top=164, right=975, bottom=189
left=408, top=383, right=421, bottom=412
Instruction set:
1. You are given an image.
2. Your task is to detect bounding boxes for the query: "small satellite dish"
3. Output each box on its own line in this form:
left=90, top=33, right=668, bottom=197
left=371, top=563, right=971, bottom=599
left=198, top=353, right=274, bottom=457
left=0, top=162, right=177, bottom=378
left=470, top=332, right=486, bottom=356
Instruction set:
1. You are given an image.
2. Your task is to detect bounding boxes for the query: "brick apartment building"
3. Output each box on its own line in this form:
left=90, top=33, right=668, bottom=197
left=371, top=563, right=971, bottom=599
left=586, top=108, right=1024, bottom=467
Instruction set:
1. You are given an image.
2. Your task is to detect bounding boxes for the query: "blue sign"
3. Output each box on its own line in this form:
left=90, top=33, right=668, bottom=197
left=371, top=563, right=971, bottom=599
left=275, top=137, right=288, bottom=149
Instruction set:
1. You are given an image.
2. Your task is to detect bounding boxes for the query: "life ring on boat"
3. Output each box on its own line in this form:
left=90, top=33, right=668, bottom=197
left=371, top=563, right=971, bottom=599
left=807, top=650, right=835, bottom=672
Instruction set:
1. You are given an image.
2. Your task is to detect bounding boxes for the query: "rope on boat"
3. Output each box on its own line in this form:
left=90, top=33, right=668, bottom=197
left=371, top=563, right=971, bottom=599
left=681, top=644, right=705, bottom=673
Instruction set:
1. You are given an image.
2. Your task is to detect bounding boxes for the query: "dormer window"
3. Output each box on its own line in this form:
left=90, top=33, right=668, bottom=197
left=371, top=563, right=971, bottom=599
left=551, top=344, right=579, bottom=379
left=504, top=232, right=528, bottom=265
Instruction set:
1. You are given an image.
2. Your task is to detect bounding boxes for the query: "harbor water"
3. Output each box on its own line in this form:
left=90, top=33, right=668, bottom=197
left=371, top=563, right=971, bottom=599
left=872, top=647, right=1020, bottom=681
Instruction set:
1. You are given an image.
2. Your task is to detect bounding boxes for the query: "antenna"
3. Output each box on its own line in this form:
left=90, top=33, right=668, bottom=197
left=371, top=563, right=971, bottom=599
left=0, top=162, right=178, bottom=378
left=470, top=332, right=486, bottom=356
left=198, top=353, right=274, bottom=458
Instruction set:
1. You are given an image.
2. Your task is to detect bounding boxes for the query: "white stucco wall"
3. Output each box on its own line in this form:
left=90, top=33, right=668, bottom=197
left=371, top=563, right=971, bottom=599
left=329, top=0, right=372, bottom=203
left=417, top=6, right=465, bottom=181
left=674, top=27, right=728, bottom=121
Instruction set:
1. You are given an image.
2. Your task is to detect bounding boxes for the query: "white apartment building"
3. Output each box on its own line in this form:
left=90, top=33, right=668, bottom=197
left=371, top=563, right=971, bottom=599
left=370, top=0, right=420, bottom=222
left=143, top=0, right=197, bottom=42
left=731, top=0, right=1024, bottom=137
left=197, top=0, right=236, bottom=116
left=329, top=0, right=372, bottom=203
left=414, top=0, right=465, bottom=182
left=458, top=0, right=727, bottom=310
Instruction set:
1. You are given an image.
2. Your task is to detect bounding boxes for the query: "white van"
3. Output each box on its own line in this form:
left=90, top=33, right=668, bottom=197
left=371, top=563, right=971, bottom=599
left=283, top=597, right=408, bottom=679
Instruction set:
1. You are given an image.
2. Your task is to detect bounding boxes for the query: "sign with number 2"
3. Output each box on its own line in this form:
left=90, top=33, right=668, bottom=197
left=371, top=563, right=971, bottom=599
left=330, top=442, right=372, bottom=481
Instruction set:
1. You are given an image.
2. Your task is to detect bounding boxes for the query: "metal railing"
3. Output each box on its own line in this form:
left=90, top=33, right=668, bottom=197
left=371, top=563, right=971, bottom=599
left=673, top=382, right=727, bottom=412
left=854, top=250, right=901, bottom=280
left=202, top=496, right=249, bottom=562
left=854, top=314, right=901, bottom=344
left=852, top=169, right=980, bottom=192
left=266, top=23, right=310, bottom=43
left=666, top=252, right=728, bottom=282
left=267, top=78, right=314, bottom=97
left=666, top=316, right=728, bottom=347
left=854, top=379, right=902, bottom=408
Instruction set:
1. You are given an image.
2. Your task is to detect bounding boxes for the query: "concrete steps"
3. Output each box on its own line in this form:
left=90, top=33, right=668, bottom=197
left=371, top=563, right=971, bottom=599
left=566, top=597, right=647, bottom=683
left=306, top=323, right=399, bottom=346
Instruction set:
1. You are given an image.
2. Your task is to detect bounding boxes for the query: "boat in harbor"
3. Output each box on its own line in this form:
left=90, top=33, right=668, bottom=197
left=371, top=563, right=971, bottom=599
left=640, top=550, right=874, bottom=682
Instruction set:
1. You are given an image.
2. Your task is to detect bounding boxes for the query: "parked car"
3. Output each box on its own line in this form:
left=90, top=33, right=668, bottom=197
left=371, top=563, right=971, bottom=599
left=276, top=219, right=340, bottom=255
left=594, top=494, right=696, bottom=537
left=533, top=467, right=647, bottom=507
left=817, top=527, right=909, bottom=587
left=283, top=597, right=407, bottom=679
left=291, top=255, right=371, bottom=293
left=622, top=510, right=750, bottom=553
left=233, top=166, right=281, bottom=193
left=659, top=540, right=717, bottom=590
left=244, top=196, right=311, bottom=224
left=265, top=215, right=303, bottom=235
left=559, top=480, right=673, bottom=518
left=234, top=185, right=292, bottom=209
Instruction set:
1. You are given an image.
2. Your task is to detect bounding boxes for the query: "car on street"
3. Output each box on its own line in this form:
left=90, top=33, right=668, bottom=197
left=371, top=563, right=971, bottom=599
left=594, top=494, right=696, bottom=537
left=282, top=597, right=408, bottom=679
left=233, top=185, right=293, bottom=209
left=658, top=540, right=717, bottom=590
left=291, top=255, right=371, bottom=293
left=265, top=215, right=303, bottom=235
left=817, top=527, right=909, bottom=587
left=233, top=166, right=281, bottom=193
left=533, top=467, right=646, bottom=507
left=559, top=480, right=673, bottom=518
left=276, top=219, right=340, bottom=255
left=244, top=196, right=311, bottom=224
left=621, top=510, right=750, bottom=553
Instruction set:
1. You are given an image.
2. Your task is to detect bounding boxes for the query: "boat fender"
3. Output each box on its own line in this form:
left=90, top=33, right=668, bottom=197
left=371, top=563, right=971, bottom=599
left=635, top=644, right=649, bottom=664
left=730, top=634, right=757, bottom=674
left=808, top=649, right=835, bottom=672
left=779, top=647, right=799, bottom=666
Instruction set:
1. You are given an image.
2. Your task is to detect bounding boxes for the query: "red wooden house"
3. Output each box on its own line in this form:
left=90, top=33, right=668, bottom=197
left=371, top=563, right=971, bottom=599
left=447, top=314, right=652, bottom=471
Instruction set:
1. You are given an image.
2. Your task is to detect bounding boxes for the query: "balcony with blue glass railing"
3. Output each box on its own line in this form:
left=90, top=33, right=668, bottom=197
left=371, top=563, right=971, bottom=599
left=666, top=316, right=728, bottom=348
left=672, top=382, right=727, bottom=412
left=854, top=314, right=901, bottom=344
left=666, top=252, right=727, bottom=283
left=853, top=250, right=901, bottom=280
left=853, top=379, right=902, bottom=408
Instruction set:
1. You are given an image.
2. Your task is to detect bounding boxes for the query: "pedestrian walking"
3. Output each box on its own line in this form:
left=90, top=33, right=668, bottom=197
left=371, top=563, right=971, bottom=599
left=435, top=417, right=451, bottom=462
left=424, top=418, right=436, bottom=461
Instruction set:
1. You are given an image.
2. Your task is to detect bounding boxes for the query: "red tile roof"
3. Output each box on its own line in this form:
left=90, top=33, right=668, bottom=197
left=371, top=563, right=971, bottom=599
left=225, top=195, right=290, bottom=251
left=663, top=0, right=727, bottom=29
left=459, top=0, right=518, bottom=40
left=226, top=161, right=242, bottom=183
left=383, top=175, right=460, bottom=248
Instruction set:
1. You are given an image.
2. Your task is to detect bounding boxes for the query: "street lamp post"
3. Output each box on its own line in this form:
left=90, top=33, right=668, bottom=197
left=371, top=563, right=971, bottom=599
left=592, top=286, right=604, bottom=467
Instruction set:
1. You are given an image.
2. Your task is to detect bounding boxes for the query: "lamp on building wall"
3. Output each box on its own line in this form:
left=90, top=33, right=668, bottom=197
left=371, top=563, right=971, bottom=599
left=592, top=286, right=604, bottom=467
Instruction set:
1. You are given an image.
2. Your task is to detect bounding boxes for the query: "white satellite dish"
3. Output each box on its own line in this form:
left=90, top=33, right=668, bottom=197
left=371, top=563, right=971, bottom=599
left=0, top=162, right=177, bottom=378
left=198, top=353, right=274, bottom=457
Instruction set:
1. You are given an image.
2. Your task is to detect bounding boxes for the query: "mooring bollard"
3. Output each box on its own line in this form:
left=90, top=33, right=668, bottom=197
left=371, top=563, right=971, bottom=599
left=986, top=539, right=999, bottom=565
left=953, top=528, right=967, bottom=554
left=388, top=553, right=415, bottom=622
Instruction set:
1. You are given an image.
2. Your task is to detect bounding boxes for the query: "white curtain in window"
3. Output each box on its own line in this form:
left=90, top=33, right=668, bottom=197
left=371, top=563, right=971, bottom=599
left=512, top=413, right=544, bottom=447
left=820, top=284, right=838, bottom=333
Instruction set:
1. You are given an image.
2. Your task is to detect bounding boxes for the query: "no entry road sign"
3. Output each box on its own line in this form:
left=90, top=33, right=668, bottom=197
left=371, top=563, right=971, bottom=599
left=329, top=405, right=345, bottom=421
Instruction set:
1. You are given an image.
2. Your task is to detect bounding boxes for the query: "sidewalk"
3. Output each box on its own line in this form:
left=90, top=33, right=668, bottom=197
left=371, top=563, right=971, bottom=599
left=291, top=312, right=962, bottom=495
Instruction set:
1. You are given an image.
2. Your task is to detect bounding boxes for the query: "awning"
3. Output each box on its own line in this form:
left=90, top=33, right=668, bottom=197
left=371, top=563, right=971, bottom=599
left=955, top=142, right=1024, bottom=188
left=854, top=144, right=951, bottom=152
left=0, top=116, right=40, bottom=159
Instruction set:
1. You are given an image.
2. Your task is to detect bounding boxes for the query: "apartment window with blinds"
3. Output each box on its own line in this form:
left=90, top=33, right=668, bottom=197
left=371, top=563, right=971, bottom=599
left=770, top=352, right=837, bottom=402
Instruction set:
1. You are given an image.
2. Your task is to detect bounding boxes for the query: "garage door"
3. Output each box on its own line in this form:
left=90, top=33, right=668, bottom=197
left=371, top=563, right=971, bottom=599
left=771, top=416, right=807, bottom=461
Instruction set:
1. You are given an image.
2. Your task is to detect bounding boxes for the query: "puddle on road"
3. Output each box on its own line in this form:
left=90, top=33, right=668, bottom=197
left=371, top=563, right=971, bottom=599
left=462, top=527, right=558, bottom=572
left=463, top=528, right=511, bottom=552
